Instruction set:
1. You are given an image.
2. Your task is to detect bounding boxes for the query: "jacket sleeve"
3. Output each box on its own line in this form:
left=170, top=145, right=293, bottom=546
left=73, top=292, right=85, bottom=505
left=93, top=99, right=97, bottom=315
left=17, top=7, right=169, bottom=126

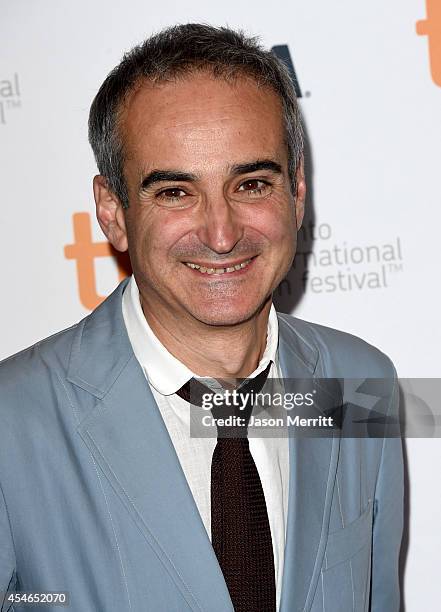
left=0, top=480, right=16, bottom=612
left=370, top=370, right=404, bottom=611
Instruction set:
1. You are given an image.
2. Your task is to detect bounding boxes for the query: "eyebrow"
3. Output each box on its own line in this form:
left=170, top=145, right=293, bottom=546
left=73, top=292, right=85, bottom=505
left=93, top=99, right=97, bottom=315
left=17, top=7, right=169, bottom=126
left=139, top=159, right=283, bottom=192
left=230, top=159, right=283, bottom=176
left=140, top=170, right=198, bottom=191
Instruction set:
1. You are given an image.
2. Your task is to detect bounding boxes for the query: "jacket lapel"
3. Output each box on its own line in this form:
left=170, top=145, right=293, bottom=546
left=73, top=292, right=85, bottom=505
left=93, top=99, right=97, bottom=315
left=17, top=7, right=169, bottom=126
left=69, top=279, right=233, bottom=612
left=277, top=314, right=341, bottom=612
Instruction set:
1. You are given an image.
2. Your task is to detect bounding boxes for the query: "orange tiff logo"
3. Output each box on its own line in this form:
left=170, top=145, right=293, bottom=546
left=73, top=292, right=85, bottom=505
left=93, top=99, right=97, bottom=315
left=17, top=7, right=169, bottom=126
left=416, top=0, right=441, bottom=86
left=64, top=212, right=131, bottom=310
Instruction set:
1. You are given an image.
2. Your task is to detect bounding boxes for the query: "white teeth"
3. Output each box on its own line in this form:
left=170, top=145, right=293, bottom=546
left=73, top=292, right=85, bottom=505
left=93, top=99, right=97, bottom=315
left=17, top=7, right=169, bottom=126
left=185, top=258, right=252, bottom=274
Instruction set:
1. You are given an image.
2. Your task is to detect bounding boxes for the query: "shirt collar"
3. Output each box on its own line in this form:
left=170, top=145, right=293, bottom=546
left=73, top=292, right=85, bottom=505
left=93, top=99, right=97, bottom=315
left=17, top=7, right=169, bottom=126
left=122, top=274, right=279, bottom=395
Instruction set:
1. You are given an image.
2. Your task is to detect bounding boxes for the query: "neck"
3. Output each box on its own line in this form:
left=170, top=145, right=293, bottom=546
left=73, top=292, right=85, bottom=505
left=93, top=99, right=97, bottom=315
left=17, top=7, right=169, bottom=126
left=139, top=295, right=272, bottom=380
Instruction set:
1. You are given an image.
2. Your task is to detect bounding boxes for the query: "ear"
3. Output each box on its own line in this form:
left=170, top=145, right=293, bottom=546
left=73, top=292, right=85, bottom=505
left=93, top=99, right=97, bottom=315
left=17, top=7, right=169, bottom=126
left=93, top=175, right=128, bottom=252
left=294, top=157, right=306, bottom=230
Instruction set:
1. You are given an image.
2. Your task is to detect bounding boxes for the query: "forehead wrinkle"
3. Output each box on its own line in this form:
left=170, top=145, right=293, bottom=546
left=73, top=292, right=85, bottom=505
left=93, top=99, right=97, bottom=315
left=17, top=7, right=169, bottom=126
left=141, top=93, right=281, bottom=135
left=158, top=112, right=258, bottom=134
left=121, top=70, right=283, bottom=131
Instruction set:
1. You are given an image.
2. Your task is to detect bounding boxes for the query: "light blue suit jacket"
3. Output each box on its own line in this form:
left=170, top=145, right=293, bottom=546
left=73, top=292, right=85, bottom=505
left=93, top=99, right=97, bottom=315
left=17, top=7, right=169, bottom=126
left=0, top=278, right=403, bottom=611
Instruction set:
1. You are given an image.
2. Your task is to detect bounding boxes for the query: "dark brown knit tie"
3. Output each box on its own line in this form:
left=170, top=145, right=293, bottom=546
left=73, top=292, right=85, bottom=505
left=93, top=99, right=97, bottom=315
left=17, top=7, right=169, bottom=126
left=176, top=362, right=276, bottom=612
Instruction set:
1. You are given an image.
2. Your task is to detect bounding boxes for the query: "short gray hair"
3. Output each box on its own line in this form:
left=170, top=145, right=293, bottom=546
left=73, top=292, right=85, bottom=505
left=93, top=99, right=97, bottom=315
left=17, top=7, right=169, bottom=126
left=88, top=23, right=304, bottom=208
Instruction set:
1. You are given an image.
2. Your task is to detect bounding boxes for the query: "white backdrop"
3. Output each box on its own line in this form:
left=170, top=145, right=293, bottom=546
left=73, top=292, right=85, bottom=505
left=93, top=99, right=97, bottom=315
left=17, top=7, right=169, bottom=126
left=1, top=1, right=440, bottom=609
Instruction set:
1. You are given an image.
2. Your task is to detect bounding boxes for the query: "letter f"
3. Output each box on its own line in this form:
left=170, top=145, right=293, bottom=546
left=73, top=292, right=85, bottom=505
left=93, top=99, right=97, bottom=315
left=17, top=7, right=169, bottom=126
left=416, top=0, right=441, bottom=86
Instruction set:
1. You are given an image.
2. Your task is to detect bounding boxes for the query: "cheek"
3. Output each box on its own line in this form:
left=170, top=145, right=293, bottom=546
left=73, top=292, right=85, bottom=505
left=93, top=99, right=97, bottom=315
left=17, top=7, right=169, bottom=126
left=252, top=206, right=298, bottom=280
left=251, top=202, right=297, bottom=248
left=129, top=213, right=180, bottom=262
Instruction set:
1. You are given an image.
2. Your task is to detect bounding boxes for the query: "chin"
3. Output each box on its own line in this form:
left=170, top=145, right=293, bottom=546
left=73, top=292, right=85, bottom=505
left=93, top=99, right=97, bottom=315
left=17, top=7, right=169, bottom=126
left=187, top=299, right=268, bottom=327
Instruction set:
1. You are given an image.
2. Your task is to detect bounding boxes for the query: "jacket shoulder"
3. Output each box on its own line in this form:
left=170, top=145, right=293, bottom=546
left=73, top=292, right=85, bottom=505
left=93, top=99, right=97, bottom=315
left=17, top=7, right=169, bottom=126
left=277, top=312, right=396, bottom=378
left=0, top=320, right=83, bottom=401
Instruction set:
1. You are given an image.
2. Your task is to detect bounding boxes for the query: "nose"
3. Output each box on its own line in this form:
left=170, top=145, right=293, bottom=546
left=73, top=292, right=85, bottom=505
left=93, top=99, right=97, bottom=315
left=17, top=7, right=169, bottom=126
left=196, top=196, right=244, bottom=255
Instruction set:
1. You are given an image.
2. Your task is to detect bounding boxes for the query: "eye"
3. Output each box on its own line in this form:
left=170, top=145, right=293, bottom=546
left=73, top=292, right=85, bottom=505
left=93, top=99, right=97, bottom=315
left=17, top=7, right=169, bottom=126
left=237, top=179, right=271, bottom=197
left=157, top=187, right=187, bottom=201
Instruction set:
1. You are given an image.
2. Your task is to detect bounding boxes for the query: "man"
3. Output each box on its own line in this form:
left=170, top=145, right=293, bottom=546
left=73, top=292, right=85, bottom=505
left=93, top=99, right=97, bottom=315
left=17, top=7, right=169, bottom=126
left=0, top=24, right=403, bottom=612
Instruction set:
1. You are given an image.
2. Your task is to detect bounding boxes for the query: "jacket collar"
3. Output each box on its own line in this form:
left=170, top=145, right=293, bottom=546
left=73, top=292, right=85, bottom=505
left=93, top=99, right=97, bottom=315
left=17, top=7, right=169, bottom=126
left=67, top=277, right=134, bottom=398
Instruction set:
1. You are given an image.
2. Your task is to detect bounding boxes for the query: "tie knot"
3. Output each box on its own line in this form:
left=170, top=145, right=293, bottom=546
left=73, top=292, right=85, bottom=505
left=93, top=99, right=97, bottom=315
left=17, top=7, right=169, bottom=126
left=176, top=361, right=272, bottom=438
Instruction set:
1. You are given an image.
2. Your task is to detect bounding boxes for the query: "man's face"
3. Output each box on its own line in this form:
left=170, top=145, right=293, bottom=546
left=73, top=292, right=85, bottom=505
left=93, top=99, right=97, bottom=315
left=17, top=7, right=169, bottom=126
left=97, top=72, right=305, bottom=327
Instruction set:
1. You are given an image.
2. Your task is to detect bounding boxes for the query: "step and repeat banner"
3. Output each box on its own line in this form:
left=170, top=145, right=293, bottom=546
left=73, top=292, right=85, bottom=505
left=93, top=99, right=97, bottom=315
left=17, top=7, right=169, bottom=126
left=1, top=0, right=440, bottom=608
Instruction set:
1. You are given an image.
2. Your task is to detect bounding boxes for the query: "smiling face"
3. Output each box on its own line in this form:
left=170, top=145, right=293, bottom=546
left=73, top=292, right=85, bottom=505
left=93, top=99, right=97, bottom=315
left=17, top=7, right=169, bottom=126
left=94, top=71, right=305, bottom=328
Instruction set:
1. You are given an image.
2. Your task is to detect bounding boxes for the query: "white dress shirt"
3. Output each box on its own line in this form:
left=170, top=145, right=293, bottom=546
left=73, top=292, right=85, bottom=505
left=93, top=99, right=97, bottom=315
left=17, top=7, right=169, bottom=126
left=122, top=275, right=289, bottom=609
